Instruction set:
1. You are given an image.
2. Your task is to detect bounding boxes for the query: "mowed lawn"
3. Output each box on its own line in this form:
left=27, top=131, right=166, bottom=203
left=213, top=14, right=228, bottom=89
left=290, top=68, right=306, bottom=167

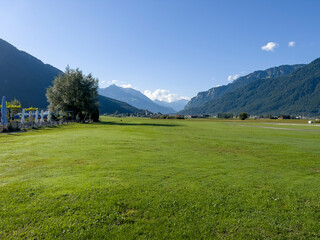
left=0, top=117, right=320, bottom=239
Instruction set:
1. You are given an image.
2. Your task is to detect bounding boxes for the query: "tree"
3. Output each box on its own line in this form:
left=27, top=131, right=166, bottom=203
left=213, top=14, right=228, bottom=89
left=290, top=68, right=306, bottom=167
left=8, top=99, right=21, bottom=116
left=46, top=67, right=99, bottom=122
left=239, top=112, right=249, bottom=120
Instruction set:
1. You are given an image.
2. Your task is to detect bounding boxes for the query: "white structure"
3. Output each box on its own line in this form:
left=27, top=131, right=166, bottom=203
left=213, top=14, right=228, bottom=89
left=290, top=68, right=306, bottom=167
left=40, top=110, right=44, bottom=123
left=21, top=109, right=25, bottom=124
left=35, top=110, right=39, bottom=124
left=29, top=111, right=32, bottom=122
left=47, top=110, right=51, bottom=122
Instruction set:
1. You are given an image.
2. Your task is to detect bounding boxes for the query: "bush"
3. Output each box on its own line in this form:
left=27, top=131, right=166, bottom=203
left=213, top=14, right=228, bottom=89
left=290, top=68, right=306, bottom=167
left=217, top=113, right=233, bottom=119
left=239, top=112, right=249, bottom=120
left=6, top=122, right=20, bottom=132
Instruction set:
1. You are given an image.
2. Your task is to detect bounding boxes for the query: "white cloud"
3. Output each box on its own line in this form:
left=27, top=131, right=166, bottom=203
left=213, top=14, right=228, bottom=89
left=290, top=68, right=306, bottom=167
left=227, top=74, right=240, bottom=82
left=144, top=89, right=190, bottom=103
left=119, top=83, right=132, bottom=88
left=99, top=79, right=108, bottom=88
left=288, top=41, right=295, bottom=47
left=261, top=42, right=279, bottom=51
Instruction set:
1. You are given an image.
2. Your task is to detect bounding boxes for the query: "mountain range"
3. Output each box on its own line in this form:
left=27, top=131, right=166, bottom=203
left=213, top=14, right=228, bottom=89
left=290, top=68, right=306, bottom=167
left=98, top=95, right=142, bottom=114
left=0, top=38, right=142, bottom=114
left=181, top=60, right=320, bottom=116
left=1, top=38, right=319, bottom=117
left=154, top=99, right=188, bottom=112
left=183, top=64, right=305, bottom=111
left=98, top=85, right=176, bottom=114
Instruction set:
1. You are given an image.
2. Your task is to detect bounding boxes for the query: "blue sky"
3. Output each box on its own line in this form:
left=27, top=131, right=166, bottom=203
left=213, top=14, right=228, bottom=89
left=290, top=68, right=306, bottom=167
left=1, top=0, right=320, bottom=102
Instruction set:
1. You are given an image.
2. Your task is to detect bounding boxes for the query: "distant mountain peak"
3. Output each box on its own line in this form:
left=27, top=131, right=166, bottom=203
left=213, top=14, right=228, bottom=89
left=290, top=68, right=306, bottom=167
left=99, top=84, right=176, bottom=114
left=154, top=99, right=189, bottom=112
left=310, top=57, right=320, bottom=65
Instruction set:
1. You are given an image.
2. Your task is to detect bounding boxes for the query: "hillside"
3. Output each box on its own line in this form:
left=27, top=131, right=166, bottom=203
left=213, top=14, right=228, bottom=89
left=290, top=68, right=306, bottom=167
left=99, top=85, right=175, bottom=114
left=0, top=39, right=143, bottom=114
left=183, top=64, right=305, bottom=110
left=98, top=95, right=143, bottom=114
left=184, top=58, right=320, bottom=116
left=0, top=38, right=62, bottom=108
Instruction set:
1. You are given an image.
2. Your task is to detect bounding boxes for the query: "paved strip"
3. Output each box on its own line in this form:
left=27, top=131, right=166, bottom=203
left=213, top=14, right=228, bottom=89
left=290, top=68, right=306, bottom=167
left=262, top=122, right=320, bottom=127
left=226, top=123, right=320, bottom=132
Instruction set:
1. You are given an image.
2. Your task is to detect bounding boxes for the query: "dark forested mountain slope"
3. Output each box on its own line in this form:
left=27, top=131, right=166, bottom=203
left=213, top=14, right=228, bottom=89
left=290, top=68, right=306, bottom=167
left=184, top=58, right=320, bottom=116
left=183, top=64, right=305, bottom=111
left=0, top=38, right=62, bottom=108
left=0, top=39, right=143, bottom=113
left=98, top=95, right=143, bottom=114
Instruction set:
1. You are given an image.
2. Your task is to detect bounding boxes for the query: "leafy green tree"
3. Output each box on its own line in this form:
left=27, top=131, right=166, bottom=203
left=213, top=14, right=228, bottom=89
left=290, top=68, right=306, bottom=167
left=8, top=99, right=21, bottom=116
left=46, top=67, right=99, bottom=121
left=239, top=112, right=249, bottom=120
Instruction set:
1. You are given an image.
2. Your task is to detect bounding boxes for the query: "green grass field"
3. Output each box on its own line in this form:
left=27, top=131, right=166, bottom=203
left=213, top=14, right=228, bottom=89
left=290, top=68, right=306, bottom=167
left=1, top=117, right=320, bottom=239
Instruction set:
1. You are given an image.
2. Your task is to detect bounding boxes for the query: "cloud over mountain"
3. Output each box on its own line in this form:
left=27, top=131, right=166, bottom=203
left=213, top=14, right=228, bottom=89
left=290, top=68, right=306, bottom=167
left=227, top=74, right=240, bottom=82
left=144, top=89, right=190, bottom=103
left=99, top=79, right=133, bottom=89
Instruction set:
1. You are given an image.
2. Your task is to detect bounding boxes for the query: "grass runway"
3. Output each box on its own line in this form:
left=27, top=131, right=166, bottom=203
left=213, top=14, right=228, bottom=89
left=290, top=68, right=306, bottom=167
left=0, top=117, right=319, bottom=239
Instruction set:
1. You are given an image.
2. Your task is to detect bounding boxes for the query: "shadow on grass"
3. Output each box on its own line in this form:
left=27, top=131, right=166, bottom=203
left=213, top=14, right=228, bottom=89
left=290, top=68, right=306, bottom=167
left=30, top=124, right=70, bottom=131
left=1, top=124, right=70, bottom=136
left=96, top=121, right=181, bottom=127
left=1, top=122, right=180, bottom=137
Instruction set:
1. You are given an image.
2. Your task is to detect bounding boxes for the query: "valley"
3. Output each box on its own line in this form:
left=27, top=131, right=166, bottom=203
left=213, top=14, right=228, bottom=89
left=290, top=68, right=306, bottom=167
left=1, top=117, right=319, bottom=238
